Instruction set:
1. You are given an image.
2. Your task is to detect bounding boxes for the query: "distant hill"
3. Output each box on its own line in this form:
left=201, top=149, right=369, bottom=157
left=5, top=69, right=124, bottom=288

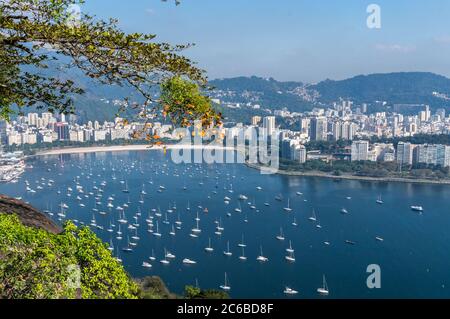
left=310, top=72, right=450, bottom=105
left=209, top=76, right=314, bottom=112
left=210, top=72, right=450, bottom=112
left=17, top=71, right=450, bottom=121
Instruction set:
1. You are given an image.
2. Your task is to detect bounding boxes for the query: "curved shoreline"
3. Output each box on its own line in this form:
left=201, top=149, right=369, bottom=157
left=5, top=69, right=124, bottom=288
left=246, top=163, right=450, bottom=185
left=28, top=145, right=450, bottom=185
left=32, top=144, right=235, bottom=156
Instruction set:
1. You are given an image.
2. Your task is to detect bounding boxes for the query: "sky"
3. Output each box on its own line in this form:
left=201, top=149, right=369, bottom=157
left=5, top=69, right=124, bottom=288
left=82, top=0, right=450, bottom=83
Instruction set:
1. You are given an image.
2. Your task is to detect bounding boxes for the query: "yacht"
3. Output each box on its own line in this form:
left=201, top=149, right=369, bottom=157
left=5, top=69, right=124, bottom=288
left=149, top=249, right=156, bottom=261
left=239, top=247, right=247, bottom=261
left=340, top=208, right=349, bottom=214
left=317, top=275, right=330, bottom=296
left=376, top=195, right=384, bottom=204
left=284, top=287, right=298, bottom=295
left=205, top=238, right=214, bottom=252
left=256, top=246, right=269, bottom=262
left=276, top=228, right=285, bottom=241
left=169, top=225, right=176, bottom=236
left=153, top=222, right=162, bottom=237
left=223, top=241, right=232, bottom=256
left=309, top=210, right=317, bottom=222
left=286, top=241, right=294, bottom=253
left=183, top=258, right=197, bottom=265
left=239, top=194, right=248, bottom=201
left=191, top=219, right=201, bottom=233
left=238, top=235, right=247, bottom=248
left=142, top=262, right=152, bottom=268
left=283, top=199, right=292, bottom=212
left=219, top=273, right=231, bottom=291
left=285, top=251, right=296, bottom=263
left=411, top=206, right=424, bottom=212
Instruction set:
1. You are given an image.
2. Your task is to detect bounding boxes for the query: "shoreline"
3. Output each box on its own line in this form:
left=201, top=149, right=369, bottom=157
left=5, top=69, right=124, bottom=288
left=246, top=163, right=450, bottom=185
left=32, top=144, right=235, bottom=157
left=25, top=145, right=450, bottom=185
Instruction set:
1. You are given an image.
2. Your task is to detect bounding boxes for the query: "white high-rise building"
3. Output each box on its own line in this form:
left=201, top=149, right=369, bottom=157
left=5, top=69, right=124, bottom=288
left=396, top=142, right=413, bottom=165
left=351, top=141, right=369, bottom=161
left=27, top=113, right=39, bottom=126
left=263, top=116, right=276, bottom=136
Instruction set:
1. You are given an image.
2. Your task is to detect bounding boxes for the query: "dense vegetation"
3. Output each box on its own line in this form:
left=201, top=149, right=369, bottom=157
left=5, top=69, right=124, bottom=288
left=280, top=159, right=450, bottom=180
left=0, top=214, right=138, bottom=299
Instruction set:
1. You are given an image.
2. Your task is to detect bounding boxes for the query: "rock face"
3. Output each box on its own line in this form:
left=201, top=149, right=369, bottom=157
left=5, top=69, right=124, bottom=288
left=0, top=195, right=61, bottom=234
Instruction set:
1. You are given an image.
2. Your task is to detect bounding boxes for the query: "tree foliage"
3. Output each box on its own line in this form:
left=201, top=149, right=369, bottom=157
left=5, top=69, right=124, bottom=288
left=0, top=214, right=138, bottom=299
left=0, top=0, right=220, bottom=129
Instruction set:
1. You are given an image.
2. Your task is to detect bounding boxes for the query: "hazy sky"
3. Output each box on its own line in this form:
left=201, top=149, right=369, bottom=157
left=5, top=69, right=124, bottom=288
left=83, top=0, right=450, bottom=83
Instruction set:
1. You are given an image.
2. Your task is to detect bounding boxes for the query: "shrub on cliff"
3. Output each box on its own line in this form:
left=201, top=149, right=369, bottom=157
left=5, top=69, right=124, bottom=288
left=0, top=214, right=138, bottom=299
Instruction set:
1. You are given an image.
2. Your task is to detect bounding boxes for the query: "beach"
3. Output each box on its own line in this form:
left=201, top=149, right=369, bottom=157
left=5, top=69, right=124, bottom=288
left=34, top=144, right=235, bottom=156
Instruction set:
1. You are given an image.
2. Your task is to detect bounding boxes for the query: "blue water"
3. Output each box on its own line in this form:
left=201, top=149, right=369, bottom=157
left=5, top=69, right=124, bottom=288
left=1, top=150, right=450, bottom=299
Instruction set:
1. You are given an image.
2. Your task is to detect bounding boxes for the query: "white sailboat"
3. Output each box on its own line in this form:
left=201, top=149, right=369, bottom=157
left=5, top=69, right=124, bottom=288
left=284, top=287, right=298, bottom=295
left=239, top=246, right=247, bottom=261
left=219, top=273, right=231, bottom=291
left=317, top=275, right=330, bottom=296
left=256, top=246, right=269, bottom=262
left=153, top=221, right=162, bottom=237
left=286, top=240, right=294, bottom=253
left=309, top=209, right=317, bottom=222
left=283, top=198, right=292, bottom=212
left=238, top=234, right=247, bottom=248
left=376, top=195, right=384, bottom=204
left=223, top=241, right=232, bottom=256
left=276, top=227, right=285, bottom=241
left=205, top=238, right=214, bottom=252
left=285, top=250, right=295, bottom=263
left=183, top=258, right=197, bottom=265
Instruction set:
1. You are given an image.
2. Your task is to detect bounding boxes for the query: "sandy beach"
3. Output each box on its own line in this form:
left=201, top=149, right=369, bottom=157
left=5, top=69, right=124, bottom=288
left=34, top=144, right=235, bottom=156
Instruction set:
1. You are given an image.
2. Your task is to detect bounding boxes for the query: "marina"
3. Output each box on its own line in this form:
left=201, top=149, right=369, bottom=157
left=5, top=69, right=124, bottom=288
left=0, top=149, right=449, bottom=298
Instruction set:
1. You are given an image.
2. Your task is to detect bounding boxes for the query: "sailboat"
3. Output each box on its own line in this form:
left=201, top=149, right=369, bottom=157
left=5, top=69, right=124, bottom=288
left=376, top=195, right=384, bottom=204
left=292, top=217, right=298, bottom=227
left=169, top=225, right=176, bottom=236
left=122, top=236, right=133, bottom=253
left=205, top=238, right=214, bottom=252
left=153, top=221, right=162, bottom=237
left=238, top=234, right=247, bottom=248
left=256, top=246, right=268, bottom=262
left=317, top=275, right=330, bottom=296
left=239, top=246, right=247, bottom=261
left=284, top=287, right=298, bottom=295
left=309, top=209, right=317, bottom=222
left=286, top=240, right=294, bottom=253
left=276, top=227, right=285, bottom=241
left=283, top=198, right=292, bottom=212
left=234, top=203, right=242, bottom=213
left=160, top=249, right=170, bottom=265
left=191, top=219, right=201, bottom=233
left=285, top=251, right=296, bottom=263
left=219, top=273, right=231, bottom=291
left=223, top=241, right=232, bottom=256
left=147, top=249, right=156, bottom=261
left=122, top=181, right=129, bottom=193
